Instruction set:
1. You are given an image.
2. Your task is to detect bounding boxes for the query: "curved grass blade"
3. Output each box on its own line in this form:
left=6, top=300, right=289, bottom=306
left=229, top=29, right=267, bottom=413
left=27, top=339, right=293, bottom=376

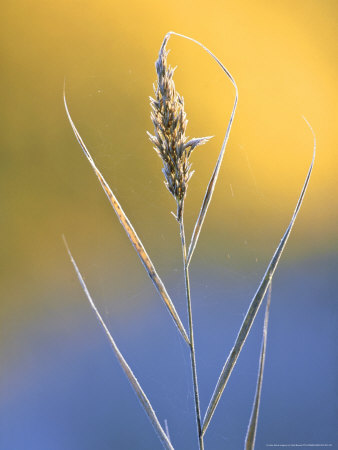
left=202, top=119, right=316, bottom=435
left=63, top=236, right=174, bottom=450
left=63, top=89, right=189, bottom=346
left=165, top=32, right=238, bottom=266
left=245, top=282, right=272, bottom=450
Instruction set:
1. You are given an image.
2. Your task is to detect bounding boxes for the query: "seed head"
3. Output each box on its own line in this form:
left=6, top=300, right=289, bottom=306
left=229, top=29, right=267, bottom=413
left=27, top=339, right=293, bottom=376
left=148, top=35, right=211, bottom=221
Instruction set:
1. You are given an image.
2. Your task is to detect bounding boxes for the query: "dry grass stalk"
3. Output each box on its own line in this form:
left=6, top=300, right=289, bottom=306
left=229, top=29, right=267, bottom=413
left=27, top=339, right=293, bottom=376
left=64, top=30, right=315, bottom=450
left=148, top=33, right=212, bottom=449
left=147, top=33, right=239, bottom=449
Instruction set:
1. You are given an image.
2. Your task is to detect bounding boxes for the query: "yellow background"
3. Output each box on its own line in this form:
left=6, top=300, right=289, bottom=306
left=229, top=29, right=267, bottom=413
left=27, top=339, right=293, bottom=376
left=2, top=0, right=337, bottom=312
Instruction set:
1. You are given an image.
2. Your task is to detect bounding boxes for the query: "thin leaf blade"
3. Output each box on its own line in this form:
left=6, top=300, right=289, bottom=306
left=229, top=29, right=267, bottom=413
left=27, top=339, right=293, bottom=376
left=164, top=419, right=171, bottom=443
left=63, top=90, right=189, bottom=346
left=202, top=120, right=316, bottom=435
left=165, top=32, right=238, bottom=266
left=63, top=236, right=174, bottom=450
left=245, top=282, right=272, bottom=450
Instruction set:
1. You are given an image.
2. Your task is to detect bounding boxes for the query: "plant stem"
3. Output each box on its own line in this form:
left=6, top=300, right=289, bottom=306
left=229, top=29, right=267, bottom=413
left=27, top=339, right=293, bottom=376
left=179, top=214, right=204, bottom=450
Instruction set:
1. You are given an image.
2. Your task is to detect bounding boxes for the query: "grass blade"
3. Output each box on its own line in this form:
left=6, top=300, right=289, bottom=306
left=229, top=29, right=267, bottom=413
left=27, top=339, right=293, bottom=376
left=63, top=236, right=175, bottom=450
left=202, top=118, right=316, bottom=435
left=63, top=89, right=189, bottom=346
left=179, top=216, right=204, bottom=450
left=164, top=419, right=171, bottom=443
left=245, top=282, right=272, bottom=450
left=165, top=32, right=238, bottom=266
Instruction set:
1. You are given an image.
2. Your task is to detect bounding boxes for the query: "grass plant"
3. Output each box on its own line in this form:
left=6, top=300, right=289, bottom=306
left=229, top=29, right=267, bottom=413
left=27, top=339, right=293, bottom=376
left=63, top=31, right=315, bottom=449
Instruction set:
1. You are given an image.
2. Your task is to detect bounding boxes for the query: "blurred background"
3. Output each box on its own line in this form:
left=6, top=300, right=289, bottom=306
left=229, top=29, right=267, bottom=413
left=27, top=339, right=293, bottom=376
left=1, top=0, right=337, bottom=449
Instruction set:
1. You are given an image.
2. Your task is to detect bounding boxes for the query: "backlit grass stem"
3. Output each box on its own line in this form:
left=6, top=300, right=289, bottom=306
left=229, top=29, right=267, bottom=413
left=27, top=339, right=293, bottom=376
left=179, top=213, right=204, bottom=450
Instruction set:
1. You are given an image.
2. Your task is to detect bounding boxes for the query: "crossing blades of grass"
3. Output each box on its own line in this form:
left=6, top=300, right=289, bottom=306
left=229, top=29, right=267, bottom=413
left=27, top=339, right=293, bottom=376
left=202, top=118, right=316, bottom=435
left=245, top=282, right=272, bottom=450
left=63, top=89, right=189, bottom=346
left=63, top=236, right=174, bottom=450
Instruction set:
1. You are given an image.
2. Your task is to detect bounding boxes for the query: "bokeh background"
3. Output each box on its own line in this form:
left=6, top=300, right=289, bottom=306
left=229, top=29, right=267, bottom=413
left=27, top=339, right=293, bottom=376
left=1, top=0, right=337, bottom=449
